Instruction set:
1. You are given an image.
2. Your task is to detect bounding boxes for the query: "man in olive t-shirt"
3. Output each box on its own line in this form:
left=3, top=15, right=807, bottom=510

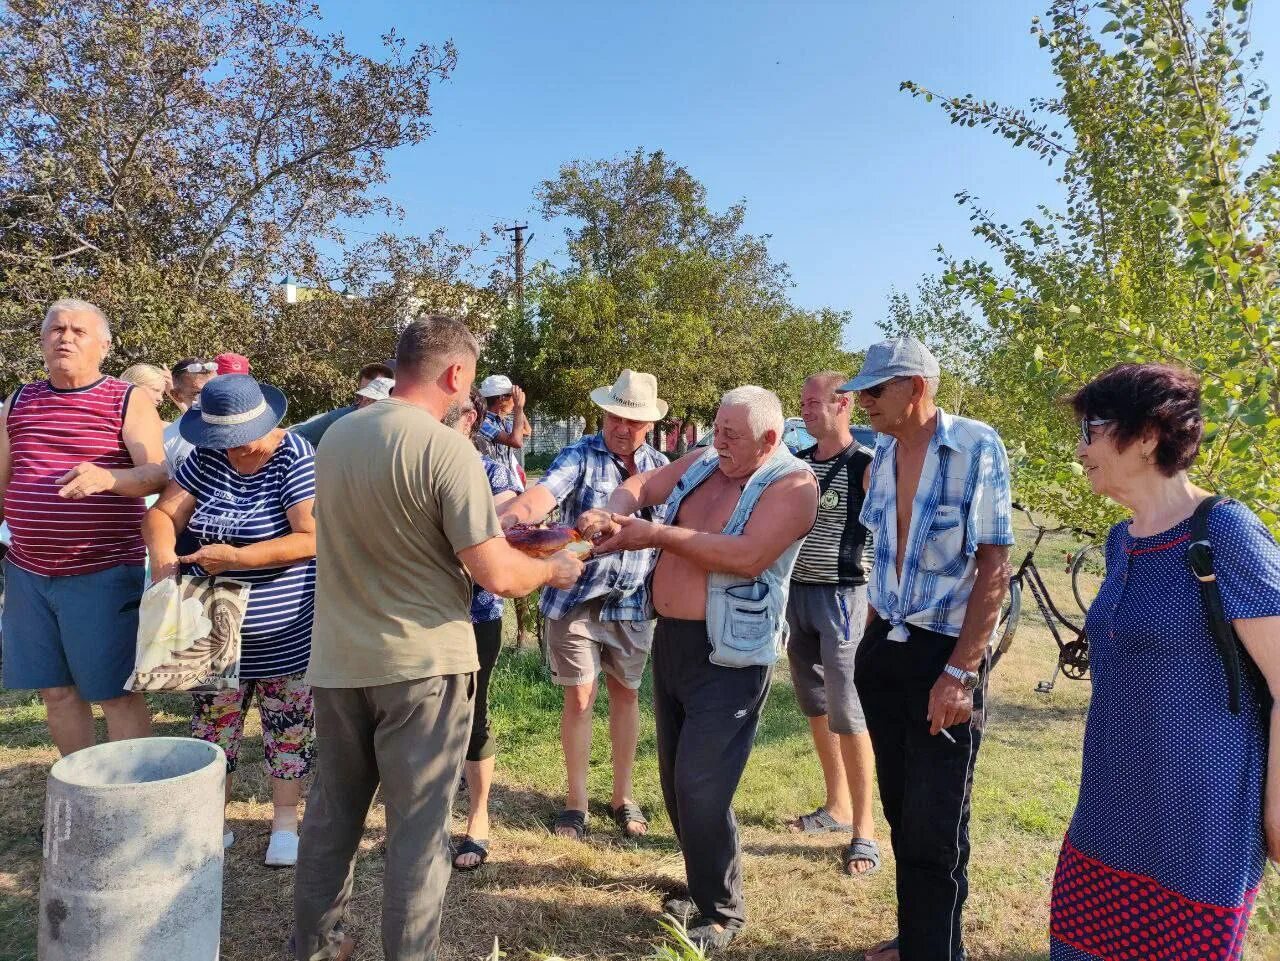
left=293, top=316, right=584, bottom=961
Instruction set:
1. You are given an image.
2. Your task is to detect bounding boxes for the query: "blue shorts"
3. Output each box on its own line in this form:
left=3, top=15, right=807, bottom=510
left=1, top=560, right=145, bottom=702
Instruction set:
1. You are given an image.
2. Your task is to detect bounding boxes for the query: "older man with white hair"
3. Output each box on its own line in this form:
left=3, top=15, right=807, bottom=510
left=582, top=385, right=818, bottom=952
left=0, top=299, right=168, bottom=757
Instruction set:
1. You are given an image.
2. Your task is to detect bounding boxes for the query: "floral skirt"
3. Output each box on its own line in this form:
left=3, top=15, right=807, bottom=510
left=190, top=671, right=315, bottom=778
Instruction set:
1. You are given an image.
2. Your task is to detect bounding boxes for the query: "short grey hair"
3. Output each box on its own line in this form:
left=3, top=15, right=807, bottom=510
left=720, top=385, right=785, bottom=442
left=43, top=298, right=111, bottom=340
left=395, top=314, right=479, bottom=381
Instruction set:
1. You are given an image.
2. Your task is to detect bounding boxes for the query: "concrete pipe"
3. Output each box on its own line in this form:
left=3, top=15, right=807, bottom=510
left=39, top=736, right=226, bottom=961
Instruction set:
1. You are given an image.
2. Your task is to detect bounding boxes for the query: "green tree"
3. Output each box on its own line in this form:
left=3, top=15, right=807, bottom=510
left=0, top=0, right=460, bottom=404
left=902, top=0, right=1280, bottom=532
left=498, top=149, right=853, bottom=438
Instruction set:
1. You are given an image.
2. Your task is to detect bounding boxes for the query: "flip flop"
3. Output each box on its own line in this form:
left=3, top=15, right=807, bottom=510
left=552, top=808, right=588, bottom=840
left=842, top=837, right=882, bottom=876
left=608, top=800, right=649, bottom=838
left=789, top=807, right=853, bottom=834
left=452, top=836, right=489, bottom=871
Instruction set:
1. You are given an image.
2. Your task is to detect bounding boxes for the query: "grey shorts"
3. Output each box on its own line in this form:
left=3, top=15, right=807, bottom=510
left=544, top=597, right=653, bottom=689
left=785, top=583, right=868, bottom=735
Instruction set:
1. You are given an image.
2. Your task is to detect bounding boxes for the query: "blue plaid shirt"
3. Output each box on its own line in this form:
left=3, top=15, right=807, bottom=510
left=537, top=433, right=669, bottom=621
left=860, top=410, right=1014, bottom=641
left=471, top=457, right=520, bottom=623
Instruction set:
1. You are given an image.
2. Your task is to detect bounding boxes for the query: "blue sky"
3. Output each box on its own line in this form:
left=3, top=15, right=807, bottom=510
left=320, top=1, right=1280, bottom=348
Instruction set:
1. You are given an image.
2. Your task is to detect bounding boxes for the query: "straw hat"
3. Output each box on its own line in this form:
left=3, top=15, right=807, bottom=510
left=589, top=370, right=668, bottom=422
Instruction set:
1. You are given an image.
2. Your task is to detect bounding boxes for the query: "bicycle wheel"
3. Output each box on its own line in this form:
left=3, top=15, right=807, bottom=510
left=1071, top=543, right=1105, bottom=621
left=987, top=578, right=1022, bottom=670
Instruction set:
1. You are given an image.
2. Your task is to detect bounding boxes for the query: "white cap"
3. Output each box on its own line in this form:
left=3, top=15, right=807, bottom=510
left=478, top=374, right=514, bottom=398
left=355, top=376, right=394, bottom=401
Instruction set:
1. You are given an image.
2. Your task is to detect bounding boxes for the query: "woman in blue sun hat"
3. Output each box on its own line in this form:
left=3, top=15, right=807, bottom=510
left=143, top=373, right=318, bottom=868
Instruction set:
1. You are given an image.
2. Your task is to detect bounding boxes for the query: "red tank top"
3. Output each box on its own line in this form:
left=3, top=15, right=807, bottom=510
left=4, top=377, right=146, bottom=575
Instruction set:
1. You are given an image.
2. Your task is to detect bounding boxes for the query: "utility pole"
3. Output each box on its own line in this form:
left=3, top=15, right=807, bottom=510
left=501, top=224, right=531, bottom=314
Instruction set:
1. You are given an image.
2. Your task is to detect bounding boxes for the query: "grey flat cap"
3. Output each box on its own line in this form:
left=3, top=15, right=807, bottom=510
left=838, top=335, right=941, bottom=392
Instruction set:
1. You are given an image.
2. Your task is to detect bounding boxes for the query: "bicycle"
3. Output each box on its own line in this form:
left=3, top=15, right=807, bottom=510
left=987, top=503, right=1102, bottom=693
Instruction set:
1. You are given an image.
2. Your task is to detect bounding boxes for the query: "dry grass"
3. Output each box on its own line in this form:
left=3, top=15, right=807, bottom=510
left=2, top=518, right=1279, bottom=960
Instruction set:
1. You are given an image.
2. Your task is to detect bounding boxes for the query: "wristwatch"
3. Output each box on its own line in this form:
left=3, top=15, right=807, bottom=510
left=943, top=664, right=981, bottom=691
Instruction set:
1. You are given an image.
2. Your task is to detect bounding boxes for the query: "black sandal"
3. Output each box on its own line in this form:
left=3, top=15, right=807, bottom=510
left=607, top=801, right=649, bottom=838
left=552, top=808, right=588, bottom=840
left=452, top=836, right=489, bottom=871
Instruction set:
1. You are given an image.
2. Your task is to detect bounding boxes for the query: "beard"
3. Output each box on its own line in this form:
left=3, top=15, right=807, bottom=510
left=441, top=399, right=465, bottom=428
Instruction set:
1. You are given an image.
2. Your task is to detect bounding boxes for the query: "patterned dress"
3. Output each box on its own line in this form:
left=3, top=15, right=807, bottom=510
left=1050, top=499, right=1280, bottom=961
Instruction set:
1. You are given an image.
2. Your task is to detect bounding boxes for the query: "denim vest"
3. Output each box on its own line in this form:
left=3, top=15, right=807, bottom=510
left=661, top=445, right=813, bottom=668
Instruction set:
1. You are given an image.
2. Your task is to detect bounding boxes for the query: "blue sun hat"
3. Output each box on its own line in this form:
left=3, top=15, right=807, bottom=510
left=178, top=374, right=288, bottom=450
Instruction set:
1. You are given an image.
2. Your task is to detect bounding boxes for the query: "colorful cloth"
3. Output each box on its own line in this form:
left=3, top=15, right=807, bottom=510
left=471, top=456, right=519, bottom=623
left=860, top=409, right=1014, bottom=640
left=173, top=431, right=316, bottom=679
left=4, top=377, right=146, bottom=575
left=1050, top=499, right=1280, bottom=961
left=190, top=671, right=315, bottom=777
left=536, top=433, right=668, bottom=621
left=475, top=412, right=525, bottom=492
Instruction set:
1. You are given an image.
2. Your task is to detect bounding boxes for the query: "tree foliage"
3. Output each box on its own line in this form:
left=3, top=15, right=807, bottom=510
left=490, top=149, right=854, bottom=434
left=0, top=0, right=471, bottom=418
left=901, top=0, right=1280, bottom=532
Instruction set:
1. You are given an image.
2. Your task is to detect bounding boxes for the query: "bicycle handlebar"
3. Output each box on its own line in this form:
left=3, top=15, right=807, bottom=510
left=1011, top=502, right=1097, bottom=541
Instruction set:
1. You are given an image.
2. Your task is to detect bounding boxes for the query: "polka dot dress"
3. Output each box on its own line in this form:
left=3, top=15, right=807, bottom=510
left=1049, top=499, right=1280, bottom=961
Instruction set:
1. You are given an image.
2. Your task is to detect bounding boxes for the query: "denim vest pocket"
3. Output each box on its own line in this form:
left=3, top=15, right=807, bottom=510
left=709, top=582, right=778, bottom=665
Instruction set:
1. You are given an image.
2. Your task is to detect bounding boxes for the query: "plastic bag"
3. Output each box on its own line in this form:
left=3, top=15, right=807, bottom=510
left=126, top=575, right=251, bottom=692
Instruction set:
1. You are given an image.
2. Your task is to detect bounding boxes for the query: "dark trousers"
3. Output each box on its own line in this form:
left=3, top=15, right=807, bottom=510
left=652, top=618, right=771, bottom=930
left=293, top=674, right=474, bottom=961
left=468, top=619, right=502, bottom=762
left=854, top=618, right=984, bottom=961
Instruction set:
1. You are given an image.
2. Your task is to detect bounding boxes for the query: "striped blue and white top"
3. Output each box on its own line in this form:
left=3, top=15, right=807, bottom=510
left=174, top=431, right=317, bottom=679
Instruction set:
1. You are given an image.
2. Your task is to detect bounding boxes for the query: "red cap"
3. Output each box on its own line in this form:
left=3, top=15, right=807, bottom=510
left=215, top=353, right=250, bottom=375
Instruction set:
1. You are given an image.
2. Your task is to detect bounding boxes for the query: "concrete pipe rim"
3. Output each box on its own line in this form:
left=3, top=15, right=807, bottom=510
left=49, top=737, right=227, bottom=790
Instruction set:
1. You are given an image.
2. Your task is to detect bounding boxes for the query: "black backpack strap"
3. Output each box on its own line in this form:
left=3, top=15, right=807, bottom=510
left=1185, top=495, right=1244, bottom=715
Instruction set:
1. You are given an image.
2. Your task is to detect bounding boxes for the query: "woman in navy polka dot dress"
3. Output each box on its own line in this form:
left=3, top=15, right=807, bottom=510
left=1049, top=364, right=1280, bottom=961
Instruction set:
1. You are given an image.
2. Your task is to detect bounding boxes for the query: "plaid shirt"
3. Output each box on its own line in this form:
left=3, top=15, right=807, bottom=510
left=537, top=433, right=668, bottom=621
left=860, top=409, right=1014, bottom=641
left=471, top=457, right=520, bottom=623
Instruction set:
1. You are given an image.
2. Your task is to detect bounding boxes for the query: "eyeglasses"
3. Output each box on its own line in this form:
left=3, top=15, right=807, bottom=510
left=182, top=362, right=217, bottom=374
left=1079, top=418, right=1114, bottom=446
left=859, top=377, right=909, bottom=399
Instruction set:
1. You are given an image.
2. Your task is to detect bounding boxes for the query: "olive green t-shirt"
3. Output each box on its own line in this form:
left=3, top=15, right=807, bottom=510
left=307, top=398, right=502, bottom=687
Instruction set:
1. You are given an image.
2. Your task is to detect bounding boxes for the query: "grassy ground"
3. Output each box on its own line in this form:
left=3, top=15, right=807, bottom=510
left=2, top=518, right=1278, bottom=960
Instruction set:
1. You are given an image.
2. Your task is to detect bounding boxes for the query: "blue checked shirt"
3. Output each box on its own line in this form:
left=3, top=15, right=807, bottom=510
left=859, top=410, right=1014, bottom=641
left=537, top=433, right=669, bottom=621
left=471, top=457, right=520, bottom=624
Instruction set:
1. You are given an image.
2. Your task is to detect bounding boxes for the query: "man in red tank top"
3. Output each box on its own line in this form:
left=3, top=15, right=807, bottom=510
left=0, top=299, right=168, bottom=757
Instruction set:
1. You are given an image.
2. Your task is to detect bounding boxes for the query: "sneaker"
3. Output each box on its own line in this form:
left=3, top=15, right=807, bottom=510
left=223, top=830, right=235, bottom=849
left=686, top=919, right=739, bottom=953
left=265, top=829, right=299, bottom=868
left=662, top=895, right=697, bottom=923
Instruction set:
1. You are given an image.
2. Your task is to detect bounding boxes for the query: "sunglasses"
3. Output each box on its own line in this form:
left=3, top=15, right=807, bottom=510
left=182, top=362, right=217, bottom=374
left=1079, top=418, right=1114, bottom=446
left=859, top=376, right=909, bottom=399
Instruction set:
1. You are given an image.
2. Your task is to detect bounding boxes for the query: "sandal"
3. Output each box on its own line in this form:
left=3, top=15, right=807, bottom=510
left=608, top=800, right=649, bottom=838
left=842, top=837, right=882, bottom=876
left=552, top=808, right=588, bottom=840
left=452, top=836, right=489, bottom=871
left=789, top=807, right=853, bottom=834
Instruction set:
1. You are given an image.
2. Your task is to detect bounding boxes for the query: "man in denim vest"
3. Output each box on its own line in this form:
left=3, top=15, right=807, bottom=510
left=842, top=337, right=1013, bottom=961
left=583, top=386, right=818, bottom=953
